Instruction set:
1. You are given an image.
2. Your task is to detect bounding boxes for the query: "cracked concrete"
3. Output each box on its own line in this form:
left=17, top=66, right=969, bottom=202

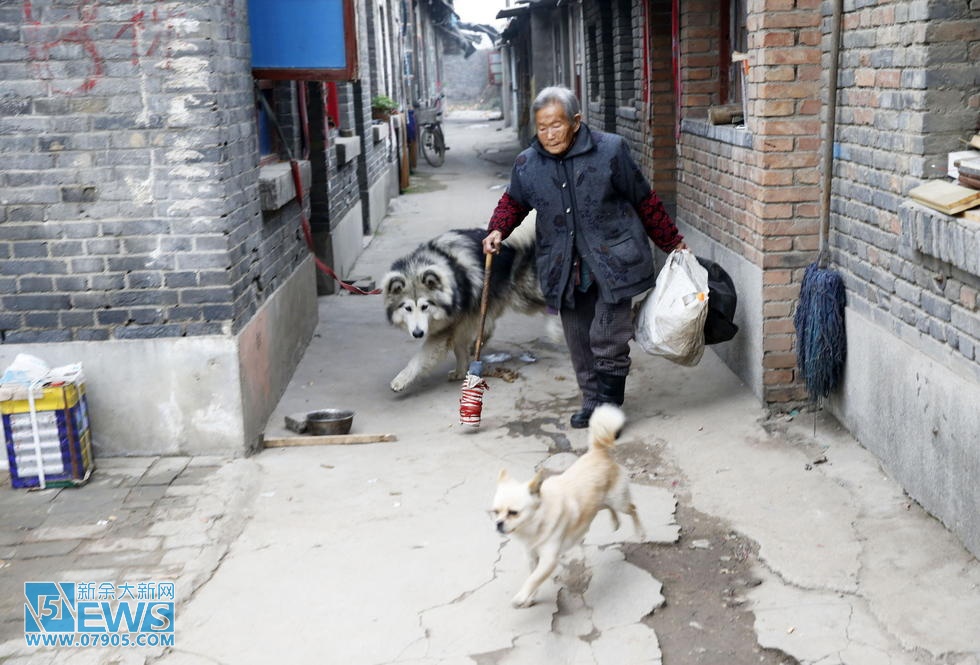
left=657, top=378, right=980, bottom=664
left=412, top=483, right=676, bottom=665
left=738, top=416, right=980, bottom=665
left=151, top=387, right=680, bottom=665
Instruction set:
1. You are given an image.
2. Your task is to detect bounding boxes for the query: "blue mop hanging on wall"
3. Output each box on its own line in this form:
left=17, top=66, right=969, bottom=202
left=794, top=0, right=847, bottom=400
left=795, top=259, right=846, bottom=398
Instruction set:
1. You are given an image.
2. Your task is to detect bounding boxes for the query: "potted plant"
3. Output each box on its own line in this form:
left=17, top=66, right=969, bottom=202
left=371, top=95, right=398, bottom=121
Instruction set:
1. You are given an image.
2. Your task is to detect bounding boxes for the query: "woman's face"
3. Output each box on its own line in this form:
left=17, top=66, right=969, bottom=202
left=535, top=103, right=581, bottom=155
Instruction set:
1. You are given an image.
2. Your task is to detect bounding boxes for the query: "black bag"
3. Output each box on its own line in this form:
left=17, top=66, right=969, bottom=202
left=697, top=257, right=739, bottom=345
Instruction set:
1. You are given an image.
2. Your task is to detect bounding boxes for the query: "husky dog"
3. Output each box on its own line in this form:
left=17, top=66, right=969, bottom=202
left=382, top=221, right=545, bottom=392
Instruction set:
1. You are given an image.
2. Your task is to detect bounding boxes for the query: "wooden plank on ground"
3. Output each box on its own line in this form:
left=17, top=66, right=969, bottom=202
left=263, top=433, right=397, bottom=448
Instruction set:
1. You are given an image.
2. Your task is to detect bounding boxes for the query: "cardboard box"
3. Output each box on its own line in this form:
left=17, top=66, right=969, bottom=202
left=1, top=368, right=94, bottom=489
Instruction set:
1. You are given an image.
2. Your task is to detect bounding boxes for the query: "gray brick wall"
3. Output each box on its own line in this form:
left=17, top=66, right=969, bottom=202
left=584, top=3, right=618, bottom=132
left=328, top=83, right=361, bottom=227
left=307, top=82, right=332, bottom=233
left=443, top=50, right=495, bottom=105
left=581, top=2, right=647, bottom=189
left=832, top=0, right=980, bottom=365
left=0, top=0, right=309, bottom=343
left=613, top=0, right=642, bottom=164
left=361, top=0, right=396, bottom=198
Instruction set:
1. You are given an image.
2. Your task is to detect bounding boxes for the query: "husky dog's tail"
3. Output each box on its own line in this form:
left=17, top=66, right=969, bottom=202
left=588, top=404, right=625, bottom=452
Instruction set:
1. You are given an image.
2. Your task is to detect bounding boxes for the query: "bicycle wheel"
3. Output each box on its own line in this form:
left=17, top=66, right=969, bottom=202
left=431, top=125, right=446, bottom=166
left=421, top=125, right=444, bottom=167
left=419, top=125, right=435, bottom=164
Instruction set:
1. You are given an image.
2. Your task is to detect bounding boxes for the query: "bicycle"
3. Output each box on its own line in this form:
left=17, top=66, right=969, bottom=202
left=415, top=95, right=448, bottom=167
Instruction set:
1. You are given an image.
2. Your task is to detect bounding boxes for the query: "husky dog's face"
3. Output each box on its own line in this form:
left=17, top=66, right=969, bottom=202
left=382, top=267, right=452, bottom=339
left=491, top=469, right=542, bottom=535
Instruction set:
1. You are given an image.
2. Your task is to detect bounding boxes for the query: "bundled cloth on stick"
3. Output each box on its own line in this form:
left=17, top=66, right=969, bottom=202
left=794, top=260, right=846, bottom=399
left=459, top=253, right=494, bottom=429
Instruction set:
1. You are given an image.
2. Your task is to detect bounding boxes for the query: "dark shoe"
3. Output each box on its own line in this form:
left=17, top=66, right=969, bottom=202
left=570, top=407, right=593, bottom=429
left=596, top=372, right=626, bottom=406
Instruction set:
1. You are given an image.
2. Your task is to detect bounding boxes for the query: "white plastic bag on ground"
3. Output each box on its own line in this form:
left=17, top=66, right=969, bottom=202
left=634, top=249, right=710, bottom=366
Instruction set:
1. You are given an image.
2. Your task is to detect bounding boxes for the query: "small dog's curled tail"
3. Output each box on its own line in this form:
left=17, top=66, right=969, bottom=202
left=588, top=404, right=625, bottom=451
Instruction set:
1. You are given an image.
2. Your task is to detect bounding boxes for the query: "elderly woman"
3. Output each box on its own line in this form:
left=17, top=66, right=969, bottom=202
left=483, top=86, right=686, bottom=428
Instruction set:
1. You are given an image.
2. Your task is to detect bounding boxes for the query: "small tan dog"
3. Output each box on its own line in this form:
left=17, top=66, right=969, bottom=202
left=491, top=404, right=646, bottom=608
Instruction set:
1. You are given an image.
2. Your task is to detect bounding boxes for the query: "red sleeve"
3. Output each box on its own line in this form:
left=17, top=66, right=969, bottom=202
left=488, top=191, right=530, bottom=240
left=637, top=191, right=683, bottom=252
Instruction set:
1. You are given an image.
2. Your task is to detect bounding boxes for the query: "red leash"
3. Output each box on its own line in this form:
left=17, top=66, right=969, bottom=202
left=288, top=159, right=380, bottom=296
left=254, top=81, right=377, bottom=296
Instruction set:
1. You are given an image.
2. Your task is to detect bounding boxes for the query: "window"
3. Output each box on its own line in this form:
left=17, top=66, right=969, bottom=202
left=616, top=0, right=634, bottom=106
left=255, top=79, right=280, bottom=165
left=722, top=0, right=748, bottom=106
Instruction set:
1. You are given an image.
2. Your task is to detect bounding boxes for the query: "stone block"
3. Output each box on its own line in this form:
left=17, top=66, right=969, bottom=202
left=258, top=160, right=311, bottom=211
left=285, top=412, right=308, bottom=433
left=371, top=123, right=389, bottom=143
left=335, top=135, right=361, bottom=164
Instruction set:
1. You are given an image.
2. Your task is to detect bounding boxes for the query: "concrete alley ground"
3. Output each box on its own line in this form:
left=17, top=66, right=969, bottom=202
left=2, top=114, right=979, bottom=665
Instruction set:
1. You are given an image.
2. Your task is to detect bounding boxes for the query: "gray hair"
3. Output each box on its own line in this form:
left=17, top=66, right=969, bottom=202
left=531, top=86, right=581, bottom=120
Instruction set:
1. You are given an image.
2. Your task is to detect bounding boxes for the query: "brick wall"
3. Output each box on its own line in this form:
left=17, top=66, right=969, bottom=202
left=357, top=0, right=391, bottom=234
left=674, top=0, right=979, bottom=402
left=307, top=82, right=332, bottom=233
left=832, top=1, right=980, bottom=364
left=675, top=0, right=823, bottom=404
left=443, top=50, right=496, bottom=106
left=580, top=1, right=650, bottom=188
left=612, top=0, right=642, bottom=153
left=360, top=81, right=389, bottom=218
left=644, top=0, right=678, bottom=207
left=0, top=0, right=309, bottom=343
left=583, top=3, right=616, bottom=132
left=336, top=9, right=393, bottom=222
left=328, top=83, right=361, bottom=226
left=675, top=0, right=746, bottom=260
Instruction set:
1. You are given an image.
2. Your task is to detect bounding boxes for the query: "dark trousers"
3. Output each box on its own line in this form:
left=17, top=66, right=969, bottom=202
left=559, top=284, right=633, bottom=409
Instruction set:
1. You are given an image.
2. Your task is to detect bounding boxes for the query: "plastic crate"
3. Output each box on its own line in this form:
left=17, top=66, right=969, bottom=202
left=2, top=381, right=94, bottom=489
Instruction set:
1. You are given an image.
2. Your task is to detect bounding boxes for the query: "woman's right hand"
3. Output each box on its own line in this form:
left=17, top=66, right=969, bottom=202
left=482, top=230, right=503, bottom=255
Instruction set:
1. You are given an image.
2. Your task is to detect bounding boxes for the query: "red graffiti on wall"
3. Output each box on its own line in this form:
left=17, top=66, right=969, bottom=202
left=112, top=5, right=186, bottom=70
left=23, top=0, right=104, bottom=94
left=22, top=0, right=193, bottom=95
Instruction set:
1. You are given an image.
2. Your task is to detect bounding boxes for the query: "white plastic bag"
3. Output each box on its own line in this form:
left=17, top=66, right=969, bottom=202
left=634, top=249, right=710, bottom=366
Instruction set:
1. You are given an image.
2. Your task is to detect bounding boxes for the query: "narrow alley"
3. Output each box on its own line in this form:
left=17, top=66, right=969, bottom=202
left=3, top=116, right=978, bottom=665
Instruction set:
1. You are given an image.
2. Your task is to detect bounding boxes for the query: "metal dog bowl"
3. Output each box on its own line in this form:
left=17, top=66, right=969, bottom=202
left=306, top=409, right=354, bottom=436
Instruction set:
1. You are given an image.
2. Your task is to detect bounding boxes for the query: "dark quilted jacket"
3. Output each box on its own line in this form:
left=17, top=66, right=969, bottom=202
left=496, top=124, right=681, bottom=309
